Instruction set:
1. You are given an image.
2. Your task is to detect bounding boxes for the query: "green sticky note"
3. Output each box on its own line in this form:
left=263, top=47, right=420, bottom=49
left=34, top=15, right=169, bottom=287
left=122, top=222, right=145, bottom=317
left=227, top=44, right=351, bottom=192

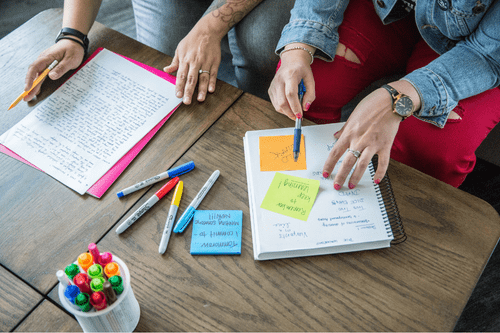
left=260, top=173, right=320, bottom=221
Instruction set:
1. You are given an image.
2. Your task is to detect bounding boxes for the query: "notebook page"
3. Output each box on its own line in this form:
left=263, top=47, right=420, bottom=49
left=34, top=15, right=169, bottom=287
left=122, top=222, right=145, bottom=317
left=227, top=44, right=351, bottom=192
left=245, top=123, right=393, bottom=259
left=0, top=49, right=182, bottom=194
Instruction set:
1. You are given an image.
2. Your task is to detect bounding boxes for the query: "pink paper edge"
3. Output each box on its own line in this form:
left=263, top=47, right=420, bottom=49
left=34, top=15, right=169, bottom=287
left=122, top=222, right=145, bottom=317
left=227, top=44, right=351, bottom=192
left=0, top=47, right=179, bottom=198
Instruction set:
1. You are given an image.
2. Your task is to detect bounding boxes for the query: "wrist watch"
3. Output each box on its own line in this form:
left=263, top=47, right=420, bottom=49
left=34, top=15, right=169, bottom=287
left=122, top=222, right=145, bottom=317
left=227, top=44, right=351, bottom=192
left=381, top=84, right=415, bottom=120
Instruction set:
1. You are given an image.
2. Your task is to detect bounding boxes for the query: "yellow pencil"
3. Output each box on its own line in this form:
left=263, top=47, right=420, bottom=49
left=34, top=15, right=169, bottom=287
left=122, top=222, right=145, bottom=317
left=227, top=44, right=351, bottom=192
left=8, top=60, right=58, bottom=110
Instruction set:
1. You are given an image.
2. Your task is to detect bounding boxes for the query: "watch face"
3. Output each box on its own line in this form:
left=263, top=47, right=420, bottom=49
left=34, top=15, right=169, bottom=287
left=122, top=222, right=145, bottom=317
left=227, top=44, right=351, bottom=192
left=395, top=96, right=414, bottom=117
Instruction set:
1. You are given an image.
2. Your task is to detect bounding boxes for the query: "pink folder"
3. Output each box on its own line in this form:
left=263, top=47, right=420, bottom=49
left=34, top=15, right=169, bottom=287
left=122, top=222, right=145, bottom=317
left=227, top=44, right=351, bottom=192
left=0, top=48, right=180, bottom=198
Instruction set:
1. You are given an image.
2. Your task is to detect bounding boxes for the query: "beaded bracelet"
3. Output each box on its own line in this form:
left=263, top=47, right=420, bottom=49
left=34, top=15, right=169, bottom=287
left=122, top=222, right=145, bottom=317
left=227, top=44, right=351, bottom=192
left=280, top=46, right=314, bottom=64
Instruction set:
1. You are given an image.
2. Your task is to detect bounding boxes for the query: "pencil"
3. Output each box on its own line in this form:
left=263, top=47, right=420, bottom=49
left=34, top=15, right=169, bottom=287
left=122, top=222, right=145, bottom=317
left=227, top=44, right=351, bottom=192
left=8, top=60, right=58, bottom=110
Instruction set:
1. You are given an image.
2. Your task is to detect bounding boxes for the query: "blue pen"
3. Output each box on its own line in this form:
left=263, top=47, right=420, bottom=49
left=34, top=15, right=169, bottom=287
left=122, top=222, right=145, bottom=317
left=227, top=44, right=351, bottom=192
left=173, top=170, right=220, bottom=233
left=117, top=161, right=195, bottom=198
left=293, top=80, right=306, bottom=162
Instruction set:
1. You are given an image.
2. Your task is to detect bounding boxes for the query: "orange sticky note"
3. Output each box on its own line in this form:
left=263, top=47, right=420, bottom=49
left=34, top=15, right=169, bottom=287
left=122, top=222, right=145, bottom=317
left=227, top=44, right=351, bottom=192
left=259, top=135, right=306, bottom=171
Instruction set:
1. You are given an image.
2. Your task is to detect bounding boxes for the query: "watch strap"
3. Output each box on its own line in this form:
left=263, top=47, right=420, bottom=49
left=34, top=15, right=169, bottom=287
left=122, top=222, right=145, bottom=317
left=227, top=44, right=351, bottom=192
left=55, top=28, right=89, bottom=58
left=381, top=84, right=398, bottom=100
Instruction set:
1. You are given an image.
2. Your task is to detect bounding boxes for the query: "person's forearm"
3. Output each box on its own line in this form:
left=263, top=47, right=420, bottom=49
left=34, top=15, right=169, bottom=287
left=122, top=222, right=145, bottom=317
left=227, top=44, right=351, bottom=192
left=62, top=0, right=103, bottom=34
left=201, top=0, right=264, bottom=38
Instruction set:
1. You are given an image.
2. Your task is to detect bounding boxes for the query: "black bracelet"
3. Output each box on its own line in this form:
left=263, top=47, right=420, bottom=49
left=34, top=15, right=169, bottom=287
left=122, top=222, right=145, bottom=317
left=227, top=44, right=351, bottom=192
left=55, top=28, right=89, bottom=58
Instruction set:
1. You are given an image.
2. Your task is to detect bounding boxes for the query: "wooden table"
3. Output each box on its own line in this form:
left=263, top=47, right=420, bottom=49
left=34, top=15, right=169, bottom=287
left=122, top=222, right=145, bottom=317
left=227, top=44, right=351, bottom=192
left=2, top=9, right=500, bottom=332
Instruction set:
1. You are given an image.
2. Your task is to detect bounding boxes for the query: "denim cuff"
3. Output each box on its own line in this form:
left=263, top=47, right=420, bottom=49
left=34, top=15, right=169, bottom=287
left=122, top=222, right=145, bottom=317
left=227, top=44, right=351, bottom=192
left=402, top=69, right=457, bottom=128
left=276, top=19, right=339, bottom=62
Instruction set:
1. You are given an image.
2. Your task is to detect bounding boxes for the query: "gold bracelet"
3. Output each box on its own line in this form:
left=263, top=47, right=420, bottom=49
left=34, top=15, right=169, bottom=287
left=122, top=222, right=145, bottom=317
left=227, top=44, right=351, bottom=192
left=280, top=46, right=314, bottom=64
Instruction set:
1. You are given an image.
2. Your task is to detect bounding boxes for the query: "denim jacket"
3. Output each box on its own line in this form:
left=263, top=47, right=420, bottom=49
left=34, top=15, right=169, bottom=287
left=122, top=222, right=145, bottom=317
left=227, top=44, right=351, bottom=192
left=276, top=0, right=500, bottom=127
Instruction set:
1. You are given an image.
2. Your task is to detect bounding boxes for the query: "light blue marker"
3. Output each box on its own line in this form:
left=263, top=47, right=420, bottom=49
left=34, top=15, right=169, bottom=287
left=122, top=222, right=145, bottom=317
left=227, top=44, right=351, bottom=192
left=117, top=161, right=195, bottom=198
left=173, top=170, right=220, bottom=233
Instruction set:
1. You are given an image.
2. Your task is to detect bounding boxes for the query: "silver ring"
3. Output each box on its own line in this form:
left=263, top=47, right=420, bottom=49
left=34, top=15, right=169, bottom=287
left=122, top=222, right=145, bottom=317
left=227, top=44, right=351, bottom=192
left=347, top=148, right=361, bottom=159
left=199, top=69, right=210, bottom=75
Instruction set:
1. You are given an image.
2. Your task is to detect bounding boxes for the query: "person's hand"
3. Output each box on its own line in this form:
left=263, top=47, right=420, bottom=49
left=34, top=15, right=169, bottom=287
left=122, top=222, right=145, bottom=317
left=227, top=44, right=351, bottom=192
left=268, top=44, right=316, bottom=120
left=322, top=80, right=421, bottom=190
left=164, top=24, right=221, bottom=105
left=24, top=39, right=85, bottom=102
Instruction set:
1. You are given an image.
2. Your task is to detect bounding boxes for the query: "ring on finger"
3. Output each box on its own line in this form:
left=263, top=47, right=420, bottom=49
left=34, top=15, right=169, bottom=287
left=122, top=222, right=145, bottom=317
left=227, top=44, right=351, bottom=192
left=347, top=148, right=361, bottom=159
left=199, top=69, right=210, bottom=75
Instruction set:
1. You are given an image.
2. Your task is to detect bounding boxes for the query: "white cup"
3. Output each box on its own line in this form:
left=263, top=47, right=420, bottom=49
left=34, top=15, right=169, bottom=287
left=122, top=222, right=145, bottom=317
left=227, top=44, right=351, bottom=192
left=58, top=256, right=140, bottom=332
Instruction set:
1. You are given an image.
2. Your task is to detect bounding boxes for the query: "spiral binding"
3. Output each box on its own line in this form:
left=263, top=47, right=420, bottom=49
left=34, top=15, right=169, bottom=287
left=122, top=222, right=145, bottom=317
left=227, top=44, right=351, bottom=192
left=368, top=156, right=407, bottom=245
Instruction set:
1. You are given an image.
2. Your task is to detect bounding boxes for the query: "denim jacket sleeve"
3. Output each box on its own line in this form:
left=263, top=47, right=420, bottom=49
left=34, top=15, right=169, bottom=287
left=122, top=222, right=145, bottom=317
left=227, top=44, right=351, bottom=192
left=403, top=0, right=500, bottom=128
left=275, top=0, right=350, bottom=61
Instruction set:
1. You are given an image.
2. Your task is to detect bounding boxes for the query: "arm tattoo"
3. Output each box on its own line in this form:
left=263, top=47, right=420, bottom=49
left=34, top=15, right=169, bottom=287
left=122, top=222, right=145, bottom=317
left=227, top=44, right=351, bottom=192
left=204, top=0, right=262, bottom=28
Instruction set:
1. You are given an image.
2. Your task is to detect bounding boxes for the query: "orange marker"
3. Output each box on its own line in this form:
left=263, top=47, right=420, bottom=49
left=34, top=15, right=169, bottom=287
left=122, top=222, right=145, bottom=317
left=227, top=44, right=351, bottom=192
left=8, top=60, right=58, bottom=110
left=104, top=262, right=120, bottom=278
left=77, top=252, right=94, bottom=271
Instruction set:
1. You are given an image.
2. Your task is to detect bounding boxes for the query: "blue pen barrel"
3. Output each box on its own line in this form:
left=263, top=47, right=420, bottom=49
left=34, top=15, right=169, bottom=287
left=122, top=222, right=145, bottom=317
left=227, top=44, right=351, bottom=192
left=293, top=128, right=301, bottom=153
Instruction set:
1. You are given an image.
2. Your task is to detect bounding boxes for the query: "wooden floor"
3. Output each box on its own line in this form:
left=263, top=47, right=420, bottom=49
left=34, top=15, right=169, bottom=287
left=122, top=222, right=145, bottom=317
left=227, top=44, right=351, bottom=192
left=1, top=0, right=499, bottom=331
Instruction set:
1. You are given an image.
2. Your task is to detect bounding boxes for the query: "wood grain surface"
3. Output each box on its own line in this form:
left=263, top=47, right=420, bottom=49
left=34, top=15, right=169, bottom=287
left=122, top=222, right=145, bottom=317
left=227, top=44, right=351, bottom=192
left=13, top=300, right=82, bottom=332
left=0, top=9, right=242, bottom=293
left=0, top=266, right=42, bottom=332
left=41, top=93, right=500, bottom=331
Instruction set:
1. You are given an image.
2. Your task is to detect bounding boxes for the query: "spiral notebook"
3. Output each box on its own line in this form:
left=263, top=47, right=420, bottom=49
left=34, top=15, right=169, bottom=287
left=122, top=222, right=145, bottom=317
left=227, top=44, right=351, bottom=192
left=243, top=123, right=406, bottom=260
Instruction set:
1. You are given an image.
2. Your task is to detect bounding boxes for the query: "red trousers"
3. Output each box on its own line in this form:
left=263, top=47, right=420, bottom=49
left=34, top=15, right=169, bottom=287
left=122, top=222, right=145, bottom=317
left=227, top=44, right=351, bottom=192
left=305, top=0, right=500, bottom=187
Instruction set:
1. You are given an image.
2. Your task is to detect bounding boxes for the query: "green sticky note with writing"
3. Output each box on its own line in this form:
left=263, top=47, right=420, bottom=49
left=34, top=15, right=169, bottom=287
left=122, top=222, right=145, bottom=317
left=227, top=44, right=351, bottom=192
left=260, top=173, right=320, bottom=221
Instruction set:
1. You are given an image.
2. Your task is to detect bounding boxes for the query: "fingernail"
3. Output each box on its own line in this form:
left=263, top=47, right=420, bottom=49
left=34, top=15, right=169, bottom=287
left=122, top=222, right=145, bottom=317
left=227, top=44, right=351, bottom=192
left=183, top=97, right=190, bottom=104
left=374, top=179, right=381, bottom=185
left=305, top=102, right=311, bottom=111
left=334, top=183, right=341, bottom=191
left=176, top=91, right=182, bottom=98
left=297, top=113, right=302, bottom=120
left=198, top=93, right=203, bottom=100
left=334, top=131, right=339, bottom=136
left=348, top=183, right=355, bottom=189
left=322, top=172, right=329, bottom=178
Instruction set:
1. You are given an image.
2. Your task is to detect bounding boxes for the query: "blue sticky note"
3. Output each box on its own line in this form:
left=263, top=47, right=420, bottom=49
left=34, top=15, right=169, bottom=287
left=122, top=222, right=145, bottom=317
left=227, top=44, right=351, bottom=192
left=190, top=210, right=243, bottom=255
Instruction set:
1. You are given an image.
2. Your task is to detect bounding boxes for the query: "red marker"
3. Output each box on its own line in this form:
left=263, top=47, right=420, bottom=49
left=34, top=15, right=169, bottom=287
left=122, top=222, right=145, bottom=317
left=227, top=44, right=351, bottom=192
left=116, top=177, right=180, bottom=234
left=73, top=273, right=92, bottom=294
left=89, top=291, right=107, bottom=311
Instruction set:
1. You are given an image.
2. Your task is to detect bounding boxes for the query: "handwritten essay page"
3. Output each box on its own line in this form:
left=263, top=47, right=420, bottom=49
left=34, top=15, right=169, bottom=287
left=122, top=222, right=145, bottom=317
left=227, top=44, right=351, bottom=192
left=0, top=49, right=182, bottom=194
left=244, top=123, right=393, bottom=260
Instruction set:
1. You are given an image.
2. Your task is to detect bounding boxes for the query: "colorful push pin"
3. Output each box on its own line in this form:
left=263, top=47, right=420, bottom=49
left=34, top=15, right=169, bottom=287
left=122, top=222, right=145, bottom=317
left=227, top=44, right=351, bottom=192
left=64, top=285, right=80, bottom=304
left=88, top=243, right=101, bottom=265
left=56, top=270, right=71, bottom=286
left=77, top=252, right=94, bottom=271
left=65, top=263, right=80, bottom=280
left=90, top=291, right=107, bottom=311
left=104, top=262, right=120, bottom=278
left=102, top=281, right=117, bottom=306
left=99, top=252, right=113, bottom=266
left=75, top=293, right=92, bottom=312
left=90, top=277, right=106, bottom=292
left=108, top=275, right=124, bottom=295
left=87, top=264, right=104, bottom=280
left=73, top=273, right=92, bottom=294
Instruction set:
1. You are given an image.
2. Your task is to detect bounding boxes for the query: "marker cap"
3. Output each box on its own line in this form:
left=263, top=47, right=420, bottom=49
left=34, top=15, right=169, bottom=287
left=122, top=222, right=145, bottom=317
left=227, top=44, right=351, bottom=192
left=156, top=177, right=180, bottom=199
left=64, top=285, right=80, bottom=304
left=88, top=264, right=104, bottom=279
left=99, top=252, right=113, bottom=266
left=168, top=161, right=195, bottom=177
left=65, top=263, right=80, bottom=280
left=109, top=275, right=124, bottom=295
left=75, top=293, right=92, bottom=312
left=89, top=291, right=107, bottom=311
left=173, top=206, right=196, bottom=233
left=73, top=273, right=92, bottom=294
left=77, top=253, right=94, bottom=271
left=104, top=262, right=120, bottom=278
left=90, top=277, right=106, bottom=292
left=88, top=243, right=101, bottom=264
left=102, top=281, right=117, bottom=305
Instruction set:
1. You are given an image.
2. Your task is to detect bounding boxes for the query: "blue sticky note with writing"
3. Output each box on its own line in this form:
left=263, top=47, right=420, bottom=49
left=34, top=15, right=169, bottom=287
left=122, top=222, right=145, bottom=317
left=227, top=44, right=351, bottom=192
left=190, top=210, right=243, bottom=255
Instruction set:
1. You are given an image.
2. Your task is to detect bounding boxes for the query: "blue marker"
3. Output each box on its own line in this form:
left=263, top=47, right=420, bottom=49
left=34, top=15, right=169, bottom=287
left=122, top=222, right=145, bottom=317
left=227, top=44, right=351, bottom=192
left=117, top=161, right=195, bottom=198
left=293, top=80, right=306, bottom=162
left=64, top=285, right=81, bottom=304
left=173, top=170, right=220, bottom=233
